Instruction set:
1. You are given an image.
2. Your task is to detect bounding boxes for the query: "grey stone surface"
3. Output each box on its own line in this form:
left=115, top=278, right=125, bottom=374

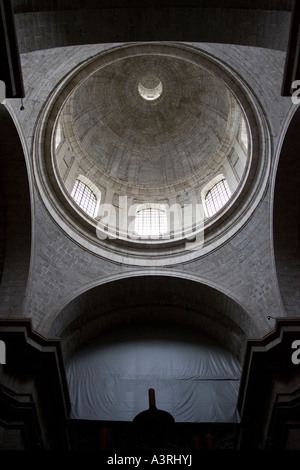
left=1, top=37, right=298, bottom=366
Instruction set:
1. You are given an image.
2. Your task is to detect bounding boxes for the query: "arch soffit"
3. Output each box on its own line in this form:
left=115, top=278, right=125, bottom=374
left=47, top=272, right=261, bottom=362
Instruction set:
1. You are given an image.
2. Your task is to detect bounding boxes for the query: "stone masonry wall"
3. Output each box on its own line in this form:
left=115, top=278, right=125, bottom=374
left=3, top=42, right=297, bottom=350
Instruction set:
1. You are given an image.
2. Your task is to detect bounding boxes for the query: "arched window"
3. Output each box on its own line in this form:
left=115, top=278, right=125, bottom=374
left=240, top=117, right=248, bottom=151
left=71, top=179, right=97, bottom=217
left=135, top=205, right=168, bottom=237
left=205, top=179, right=232, bottom=217
left=55, top=120, right=62, bottom=149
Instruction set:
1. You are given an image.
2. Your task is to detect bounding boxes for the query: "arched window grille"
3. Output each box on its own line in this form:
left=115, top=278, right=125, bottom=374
left=71, top=179, right=97, bottom=217
left=135, top=206, right=168, bottom=237
left=205, top=179, right=232, bottom=217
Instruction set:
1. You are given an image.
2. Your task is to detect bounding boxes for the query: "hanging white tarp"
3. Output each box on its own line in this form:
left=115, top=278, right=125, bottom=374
left=66, top=325, right=241, bottom=423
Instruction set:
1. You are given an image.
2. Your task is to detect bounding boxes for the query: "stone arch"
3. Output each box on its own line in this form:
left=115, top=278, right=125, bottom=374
left=0, top=105, right=32, bottom=316
left=273, top=105, right=300, bottom=317
left=49, top=275, right=260, bottom=364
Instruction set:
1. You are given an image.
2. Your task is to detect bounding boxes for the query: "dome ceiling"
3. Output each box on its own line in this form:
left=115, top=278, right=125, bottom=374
left=70, top=55, right=231, bottom=188
left=43, top=43, right=265, bottom=264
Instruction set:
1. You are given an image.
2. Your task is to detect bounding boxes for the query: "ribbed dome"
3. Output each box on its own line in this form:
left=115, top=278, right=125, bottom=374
left=70, top=55, right=232, bottom=188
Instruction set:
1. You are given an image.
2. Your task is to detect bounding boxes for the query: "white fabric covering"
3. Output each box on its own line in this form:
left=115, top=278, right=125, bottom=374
left=66, top=325, right=241, bottom=423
